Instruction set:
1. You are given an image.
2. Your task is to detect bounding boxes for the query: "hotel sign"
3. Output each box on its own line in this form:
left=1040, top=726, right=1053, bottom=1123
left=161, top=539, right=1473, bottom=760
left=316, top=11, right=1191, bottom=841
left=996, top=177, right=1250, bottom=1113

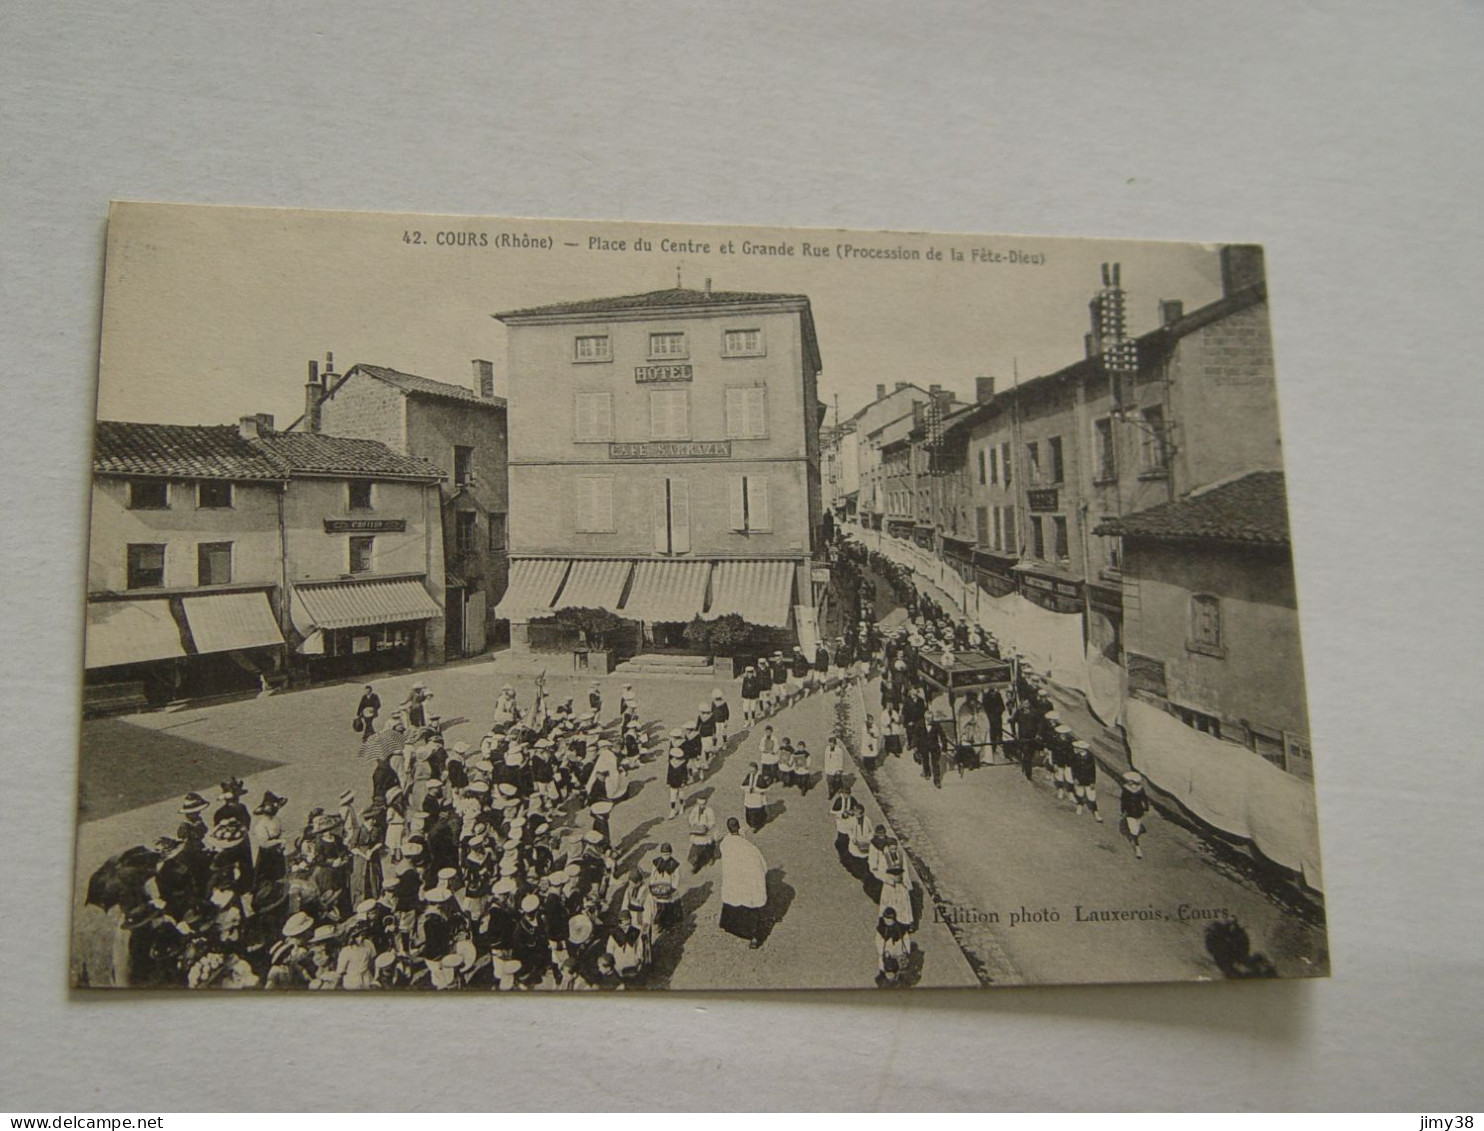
left=324, top=518, right=407, bottom=533
left=609, top=440, right=731, bottom=460
left=634, top=363, right=693, bottom=383
left=1027, top=488, right=1059, bottom=512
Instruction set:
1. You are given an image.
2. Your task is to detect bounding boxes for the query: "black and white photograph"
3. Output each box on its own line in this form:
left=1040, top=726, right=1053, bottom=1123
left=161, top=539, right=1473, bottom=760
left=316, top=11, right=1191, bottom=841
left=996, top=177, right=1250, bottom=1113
left=72, top=203, right=1326, bottom=992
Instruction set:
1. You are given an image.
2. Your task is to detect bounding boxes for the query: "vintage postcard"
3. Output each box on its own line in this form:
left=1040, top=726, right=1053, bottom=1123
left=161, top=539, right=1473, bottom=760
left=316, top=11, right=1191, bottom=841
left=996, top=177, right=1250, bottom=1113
left=73, top=202, right=1326, bottom=991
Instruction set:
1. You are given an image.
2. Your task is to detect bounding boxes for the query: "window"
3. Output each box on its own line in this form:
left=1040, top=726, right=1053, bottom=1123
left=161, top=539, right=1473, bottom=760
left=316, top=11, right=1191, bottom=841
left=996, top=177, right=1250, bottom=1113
left=723, top=328, right=764, bottom=357
left=648, top=332, right=687, bottom=359
left=1251, top=726, right=1287, bottom=770
left=126, top=543, right=166, bottom=589
left=128, top=481, right=169, bottom=510
left=455, top=511, right=478, bottom=556
left=1048, top=436, right=1065, bottom=484
left=1052, top=516, right=1069, bottom=562
left=975, top=506, right=989, bottom=545
left=725, top=386, right=768, bottom=439
left=1188, top=593, right=1224, bottom=656
left=576, top=477, right=615, bottom=533
left=1100, top=517, right=1121, bottom=572
left=1141, top=405, right=1169, bottom=471
left=726, top=475, right=772, bottom=534
left=574, top=334, right=612, bottom=362
left=1283, top=732, right=1314, bottom=780
left=653, top=477, right=692, bottom=554
left=488, top=513, right=506, bottom=553
left=197, top=481, right=233, bottom=509
left=1026, top=441, right=1040, bottom=485
left=573, top=391, right=614, bottom=442
left=989, top=446, right=998, bottom=485
left=991, top=507, right=1002, bottom=550
left=1094, top=418, right=1116, bottom=481
left=1176, top=705, right=1222, bottom=739
left=349, top=536, right=375, bottom=573
left=1031, top=516, right=1045, bottom=559
left=1001, top=442, right=1011, bottom=487
left=453, top=446, right=474, bottom=487
left=976, top=448, right=986, bottom=486
left=348, top=480, right=373, bottom=510
left=649, top=389, right=689, bottom=440
left=197, top=541, right=232, bottom=586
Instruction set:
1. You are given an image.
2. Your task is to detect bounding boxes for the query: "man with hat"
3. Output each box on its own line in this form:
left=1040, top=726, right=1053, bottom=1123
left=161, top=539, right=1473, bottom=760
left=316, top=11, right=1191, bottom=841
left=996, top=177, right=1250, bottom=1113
left=769, top=650, right=789, bottom=711
left=711, top=688, right=731, bottom=745
left=812, top=638, right=832, bottom=695
left=696, top=699, right=718, bottom=767
left=647, top=843, right=683, bottom=932
left=788, top=645, right=811, bottom=704
left=356, top=684, right=381, bottom=740
left=1049, top=724, right=1075, bottom=802
left=1070, top=740, right=1102, bottom=821
left=665, top=731, right=689, bottom=819
left=740, top=665, right=761, bottom=727
left=1120, top=772, right=1152, bottom=859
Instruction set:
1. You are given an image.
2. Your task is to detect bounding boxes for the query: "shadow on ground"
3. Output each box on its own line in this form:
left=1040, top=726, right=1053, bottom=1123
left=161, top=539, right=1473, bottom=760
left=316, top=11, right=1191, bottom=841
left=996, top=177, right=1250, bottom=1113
left=79, top=717, right=285, bottom=823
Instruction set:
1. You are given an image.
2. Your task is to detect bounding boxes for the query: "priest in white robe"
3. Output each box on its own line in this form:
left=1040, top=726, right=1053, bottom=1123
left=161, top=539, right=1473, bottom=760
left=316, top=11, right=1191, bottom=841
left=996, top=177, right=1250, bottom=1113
left=718, top=818, right=769, bottom=948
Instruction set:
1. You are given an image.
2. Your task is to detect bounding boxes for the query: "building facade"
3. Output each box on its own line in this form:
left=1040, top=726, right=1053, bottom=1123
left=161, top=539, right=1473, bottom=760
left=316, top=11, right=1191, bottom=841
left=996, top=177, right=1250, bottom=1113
left=310, top=356, right=510, bottom=658
left=493, top=285, right=824, bottom=652
left=849, top=382, right=931, bottom=531
left=86, top=421, right=290, bottom=708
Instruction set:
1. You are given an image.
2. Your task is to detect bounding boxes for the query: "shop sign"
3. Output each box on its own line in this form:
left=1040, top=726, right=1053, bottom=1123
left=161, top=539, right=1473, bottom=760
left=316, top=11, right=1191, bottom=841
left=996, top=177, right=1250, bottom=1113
left=1027, top=488, right=1059, bottom=512
left=324, top=518, right=408, bottom=533
left=1127, top=652, right=1168, bottom=697
left=634, top=364, right=693, bottom=383
left=609, top=440, right=731, bottom=459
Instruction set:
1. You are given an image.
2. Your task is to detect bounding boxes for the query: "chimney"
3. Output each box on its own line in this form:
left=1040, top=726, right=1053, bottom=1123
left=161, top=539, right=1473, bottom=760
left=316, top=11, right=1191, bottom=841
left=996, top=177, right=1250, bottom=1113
left=1219, top=244, right=1265, bottom=296
left=1159, top=299, right=1184, bottom=326
left=472, top=358, right=495, bottom=399
left=304, top=359, right=322, bottom=433
left=1085, top=332, right=1097, bottom=359
left=975, top=376, right=995, bottom=403
left=895, top=381, right=909, bottom=392
left=238, top=414, right=274, bottom=440
left=703, top=277, right=712, bottom=295
left=324, top=350, right=334, bottom=375
left=876, top=383, right=887, bottom=401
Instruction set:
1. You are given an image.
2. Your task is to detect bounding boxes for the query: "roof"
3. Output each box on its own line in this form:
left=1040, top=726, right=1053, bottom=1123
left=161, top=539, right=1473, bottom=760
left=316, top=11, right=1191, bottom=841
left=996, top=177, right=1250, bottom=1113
left=346, top=364, right=505, bottom=409
left=251, top=432, right=444, bottom=480
left=1094, top=471, right=1290, bottom=545
left=93, top=422, right=286, bottom=481
left=494, top=286, right=810, bottom=320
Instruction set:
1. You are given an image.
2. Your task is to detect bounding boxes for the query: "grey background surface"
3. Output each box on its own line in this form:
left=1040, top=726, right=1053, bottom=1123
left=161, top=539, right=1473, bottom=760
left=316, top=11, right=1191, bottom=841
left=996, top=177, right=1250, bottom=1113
left=2, top=0, right=1480, bottom=1112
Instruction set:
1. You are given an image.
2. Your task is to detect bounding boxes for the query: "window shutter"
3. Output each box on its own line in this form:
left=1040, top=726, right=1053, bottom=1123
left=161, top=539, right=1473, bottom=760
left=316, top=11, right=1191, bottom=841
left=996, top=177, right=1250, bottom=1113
left=748, top=477, right=771, bottom=532
left=670, top=479, right=690, bottom=552
left=728, top=476, right=747, bottom=531
left=747, top=387, right=767, bottom=437
left=575, top=395, right=591, bottom=441
left=726, top=388, right=747, bottom=439
left=652, top=479, right=670, bottom=552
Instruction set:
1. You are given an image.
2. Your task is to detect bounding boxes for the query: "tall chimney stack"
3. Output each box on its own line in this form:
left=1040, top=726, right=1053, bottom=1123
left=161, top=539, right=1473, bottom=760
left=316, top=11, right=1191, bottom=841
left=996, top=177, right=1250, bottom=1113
left=1219, top=245, right=1265, bottom=296
left=876, top=383, right=887, bottom=401
left=1159, top=299, right=1184, bottom=326
left=304, top=359, right=322, bottom=433
left=472, top=359, right=496, bottom=399
left=239, top=413, right=274, bottom=440
left=895, top=381, right=909, bottom=392
left=703, top=277, right=712, bottom=295
left=975, top=376, right=995, bottom=403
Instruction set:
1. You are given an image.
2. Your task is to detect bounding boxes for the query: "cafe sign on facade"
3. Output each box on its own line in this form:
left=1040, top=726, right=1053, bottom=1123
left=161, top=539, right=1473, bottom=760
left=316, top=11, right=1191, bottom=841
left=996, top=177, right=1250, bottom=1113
left=1027, top=488, right=1059, bottom=513
left=324, top=518, right=408, bottom=533
left=609, top=440, right=732, bottom=460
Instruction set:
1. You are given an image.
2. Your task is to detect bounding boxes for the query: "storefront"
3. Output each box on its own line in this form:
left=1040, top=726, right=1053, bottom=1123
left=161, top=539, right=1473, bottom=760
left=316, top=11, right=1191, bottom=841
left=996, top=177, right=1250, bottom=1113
left=1014, top=563, right=1084, bottom=614
left=1086, top=579, right=1124, bottom=662
left=291, top=575, right=441, bottom=678
left=972, top=549, right=1018, bottom=599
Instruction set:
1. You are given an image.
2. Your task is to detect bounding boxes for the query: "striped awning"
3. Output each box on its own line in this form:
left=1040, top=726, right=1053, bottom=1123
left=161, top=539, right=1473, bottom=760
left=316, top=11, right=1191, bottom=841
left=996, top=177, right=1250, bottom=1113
left=493, top=558, right=570, bottom=622
left=85, top=599, right=185, bottom=669
left=705, top=560, right=796, bottom=628
left=553, top=559, right=632, bottom=613
left=292, top=577, right=441, bottom=632
left=181, top=591, right=285, bottom=655
left=622, top=560, right=712, bottom=623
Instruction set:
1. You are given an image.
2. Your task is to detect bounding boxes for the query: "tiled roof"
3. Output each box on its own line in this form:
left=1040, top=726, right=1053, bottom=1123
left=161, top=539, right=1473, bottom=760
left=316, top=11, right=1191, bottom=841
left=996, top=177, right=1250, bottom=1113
left=351, top=364, right=505, bottom=409
left=251, top=432, right=443, bottom=480
left=1094, top=471, right=1290, bottom=545
left=495, top=286, right=810, bottom=319
left=93, top=422, right=286, bottom=480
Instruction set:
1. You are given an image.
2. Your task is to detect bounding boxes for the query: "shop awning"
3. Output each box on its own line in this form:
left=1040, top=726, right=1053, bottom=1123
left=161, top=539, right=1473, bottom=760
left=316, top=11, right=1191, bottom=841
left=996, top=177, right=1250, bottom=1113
left=85, top=599, right=185, bottom=669
left=705, top=560, right=796, bottom=628
left=553, top=559, right=632, bottom=613
left=493, top=558, right=570, bottom=622
left=181, top=591, right=285, bottom=655
left=292, top=577, right=441, bottom=632
left=622, top=560, right=712, bottom=623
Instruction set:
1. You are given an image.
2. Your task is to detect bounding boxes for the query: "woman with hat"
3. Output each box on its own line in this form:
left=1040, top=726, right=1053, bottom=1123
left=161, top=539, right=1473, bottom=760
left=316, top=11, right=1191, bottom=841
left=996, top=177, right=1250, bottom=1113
left=249, top=791, right=289, bottom=886
left=348, top=804, right=388, bottom=906
left=212, top=779, right=251, bottom=830
left=1120, top=772, right=1152, bottom=859
left=403, top=681, right=433, bottom=729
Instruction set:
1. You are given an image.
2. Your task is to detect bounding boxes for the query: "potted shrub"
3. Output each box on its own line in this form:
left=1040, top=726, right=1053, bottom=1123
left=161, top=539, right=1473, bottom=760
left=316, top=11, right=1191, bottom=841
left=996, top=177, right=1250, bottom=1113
left=553, top=606, right=633, bottom=674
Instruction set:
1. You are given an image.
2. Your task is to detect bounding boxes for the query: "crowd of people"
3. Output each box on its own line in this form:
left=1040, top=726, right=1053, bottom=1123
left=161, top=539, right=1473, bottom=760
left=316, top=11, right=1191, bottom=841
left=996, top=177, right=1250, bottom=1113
left=86, top=532, right=1157, bottom=991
